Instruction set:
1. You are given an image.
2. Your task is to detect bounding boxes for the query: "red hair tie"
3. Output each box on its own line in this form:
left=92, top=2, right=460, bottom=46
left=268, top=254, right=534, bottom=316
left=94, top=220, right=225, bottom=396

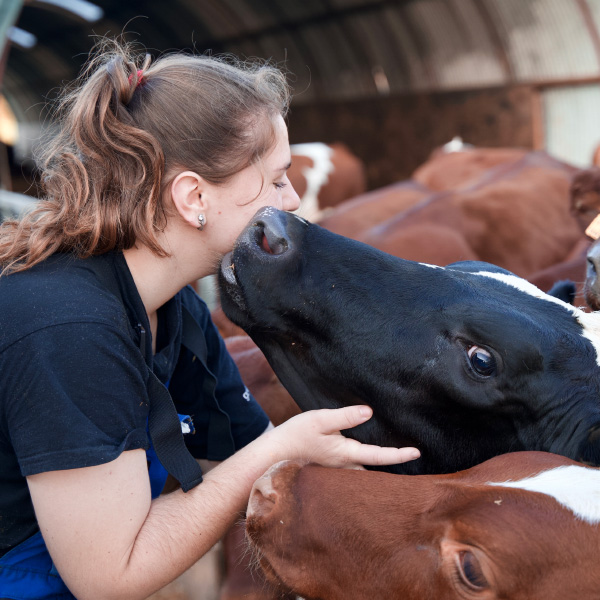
left=128, top=69, right=145, bottom=87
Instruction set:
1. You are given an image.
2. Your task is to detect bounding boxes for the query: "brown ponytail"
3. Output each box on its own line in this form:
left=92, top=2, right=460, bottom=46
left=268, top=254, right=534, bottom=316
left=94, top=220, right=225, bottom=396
left=0, top=39, right=290, bottom=274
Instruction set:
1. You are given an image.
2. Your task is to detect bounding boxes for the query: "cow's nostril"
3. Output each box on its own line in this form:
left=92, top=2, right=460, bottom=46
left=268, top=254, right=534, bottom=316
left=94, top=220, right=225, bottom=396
left=252, top=211, right=291, bottom=256
left=259, top=230, right=288, bottom=256
left=260, top=232, right=287, bottom=255
left=261, top=232, right=273, bottom=254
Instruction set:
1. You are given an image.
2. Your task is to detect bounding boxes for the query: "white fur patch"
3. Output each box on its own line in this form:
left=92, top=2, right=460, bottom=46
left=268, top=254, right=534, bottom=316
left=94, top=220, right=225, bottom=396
left=472, top=271, right=600, bottom=368
left=259, top=206, right=279, bottom=219
left=488, top=465, right=600, bottom=524
left=291, top=143, right=334, bottom=221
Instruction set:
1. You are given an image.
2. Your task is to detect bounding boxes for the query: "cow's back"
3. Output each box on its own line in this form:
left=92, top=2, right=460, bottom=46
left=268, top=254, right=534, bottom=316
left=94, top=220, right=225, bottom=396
left=361, top=152, right=583, bottom=277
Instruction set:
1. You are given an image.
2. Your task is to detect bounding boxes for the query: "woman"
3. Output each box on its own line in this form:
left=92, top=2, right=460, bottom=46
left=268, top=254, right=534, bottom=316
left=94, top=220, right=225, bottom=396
left=0, top=41, right=419, bottom=599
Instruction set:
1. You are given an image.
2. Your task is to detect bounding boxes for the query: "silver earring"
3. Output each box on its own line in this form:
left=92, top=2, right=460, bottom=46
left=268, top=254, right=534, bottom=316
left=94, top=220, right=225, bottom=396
left=197, top=214, right=206, bottom=231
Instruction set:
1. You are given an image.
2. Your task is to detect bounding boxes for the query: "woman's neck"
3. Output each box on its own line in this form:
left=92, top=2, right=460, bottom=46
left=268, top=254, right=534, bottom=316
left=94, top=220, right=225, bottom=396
left=123, top=244, right=185, bottom=317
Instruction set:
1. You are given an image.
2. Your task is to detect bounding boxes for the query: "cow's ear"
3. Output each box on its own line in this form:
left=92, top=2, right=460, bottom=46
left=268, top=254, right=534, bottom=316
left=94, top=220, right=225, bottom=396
left=546, top=280, right=576, bottom=305
left=446, top=261, right=515, bottom=276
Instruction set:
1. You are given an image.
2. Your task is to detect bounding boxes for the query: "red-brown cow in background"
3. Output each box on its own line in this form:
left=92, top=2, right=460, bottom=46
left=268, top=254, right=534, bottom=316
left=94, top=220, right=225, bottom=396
left=247, top=452, right=600, bottom=600
left=359, top=152, right=583, bottom=278
left=288, top=142, right=367, bottom=221
left=569, top=166, right=600, bottom=232
left=318, top=179, right=430, bottom=239
left=567, top=166, right=600, bottom=310
left=413, top=142, right=528, bottom=191
left=523, top=164, right=600, bottom=306
left=320, top=144, right=528, bottom=241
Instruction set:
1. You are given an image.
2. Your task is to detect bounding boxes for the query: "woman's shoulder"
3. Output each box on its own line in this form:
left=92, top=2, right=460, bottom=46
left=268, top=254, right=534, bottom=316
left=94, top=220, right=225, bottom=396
left=0, top=254, right=128, bottom=348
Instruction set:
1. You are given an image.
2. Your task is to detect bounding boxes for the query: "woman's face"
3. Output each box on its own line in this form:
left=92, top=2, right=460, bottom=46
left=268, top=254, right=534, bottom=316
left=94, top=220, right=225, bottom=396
left=208, top=115, right=301, bottom=256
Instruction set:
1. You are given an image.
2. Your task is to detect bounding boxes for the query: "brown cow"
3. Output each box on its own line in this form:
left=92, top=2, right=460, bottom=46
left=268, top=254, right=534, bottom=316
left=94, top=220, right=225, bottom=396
left=413, top=144, right=528, bottom=191
left=569, top=166, right=600, bottom=232
left=568, top=167, right=600, bottom=310
left=288, top=142, right=367, bottom=221
left=360, top=152, right=583, bottom=278
left=246, top=452, right=600, bottom=600
left=318, top=179, right=430, bottom=239
left=320, top=146, right=530, bottom=241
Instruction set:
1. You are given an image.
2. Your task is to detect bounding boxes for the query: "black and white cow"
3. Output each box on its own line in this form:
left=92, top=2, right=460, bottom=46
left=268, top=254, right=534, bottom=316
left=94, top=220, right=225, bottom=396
left=219, top=207, right=600, bottom=474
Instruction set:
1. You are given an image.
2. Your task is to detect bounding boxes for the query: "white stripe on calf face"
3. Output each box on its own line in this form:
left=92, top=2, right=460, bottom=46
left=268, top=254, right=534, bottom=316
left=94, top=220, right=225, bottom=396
left=488, top=465, right=600, bottom=524
left=472, top=271, right=600, bottom=368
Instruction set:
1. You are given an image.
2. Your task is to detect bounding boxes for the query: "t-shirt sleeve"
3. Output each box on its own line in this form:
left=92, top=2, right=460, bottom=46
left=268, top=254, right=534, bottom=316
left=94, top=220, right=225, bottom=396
left=0, top=322, right=150, bottom=476
left=170, top=289, right=269, bottom=459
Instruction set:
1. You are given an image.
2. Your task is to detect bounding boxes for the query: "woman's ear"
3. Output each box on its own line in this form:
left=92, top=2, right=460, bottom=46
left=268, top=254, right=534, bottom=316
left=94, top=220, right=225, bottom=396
left=169, top=171, right=208, bottom=228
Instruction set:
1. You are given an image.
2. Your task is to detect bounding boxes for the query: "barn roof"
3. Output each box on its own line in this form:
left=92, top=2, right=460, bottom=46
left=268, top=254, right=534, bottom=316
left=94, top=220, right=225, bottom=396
left=4, top=0, right=600, bottom=121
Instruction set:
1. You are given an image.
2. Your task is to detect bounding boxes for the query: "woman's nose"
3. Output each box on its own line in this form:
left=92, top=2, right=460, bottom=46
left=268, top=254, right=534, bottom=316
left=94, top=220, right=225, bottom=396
left=284, top=183, right=301, bottom=212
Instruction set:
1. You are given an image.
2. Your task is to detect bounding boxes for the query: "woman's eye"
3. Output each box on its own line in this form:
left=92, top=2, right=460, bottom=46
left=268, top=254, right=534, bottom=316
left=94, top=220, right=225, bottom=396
left=274, top=182, right=287, bottom=190
left=457, top=550, right=489, bottom=590
left=467, top=345, right=496, bottom=377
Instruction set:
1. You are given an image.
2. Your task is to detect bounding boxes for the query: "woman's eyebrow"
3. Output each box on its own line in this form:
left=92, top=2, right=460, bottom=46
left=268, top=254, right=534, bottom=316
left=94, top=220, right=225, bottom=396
left=276, top=161, right=292, bottom=173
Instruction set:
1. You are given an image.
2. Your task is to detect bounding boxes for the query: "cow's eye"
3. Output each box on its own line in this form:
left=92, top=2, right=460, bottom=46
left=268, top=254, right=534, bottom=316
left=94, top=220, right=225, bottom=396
left=457, top=550, right=489, bottom=590
left=467, top=346, right=496, bottom=377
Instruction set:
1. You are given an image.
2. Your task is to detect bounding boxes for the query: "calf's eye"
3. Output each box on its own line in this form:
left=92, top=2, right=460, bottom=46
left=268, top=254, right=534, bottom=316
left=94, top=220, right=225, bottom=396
left=467, top=346, right=496, bottom=377
left=457, top=550, right=489, bottom=590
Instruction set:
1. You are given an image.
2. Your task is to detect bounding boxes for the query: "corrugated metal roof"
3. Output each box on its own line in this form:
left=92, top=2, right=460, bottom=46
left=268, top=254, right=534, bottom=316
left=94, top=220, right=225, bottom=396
left=5, top=0, right=600, bottom=127
left=488, top=0, right=599, bottom=80
left=405, top=0, right=506, bottom=89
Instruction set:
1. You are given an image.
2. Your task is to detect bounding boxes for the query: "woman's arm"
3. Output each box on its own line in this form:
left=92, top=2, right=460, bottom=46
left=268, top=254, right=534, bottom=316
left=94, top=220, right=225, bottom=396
left=28, top=405, right=419, bottom=600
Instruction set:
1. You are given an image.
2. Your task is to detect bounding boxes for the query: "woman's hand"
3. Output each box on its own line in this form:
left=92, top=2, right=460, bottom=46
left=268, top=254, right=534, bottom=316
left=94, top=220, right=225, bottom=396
left=259, top=405, right=420, bottom=470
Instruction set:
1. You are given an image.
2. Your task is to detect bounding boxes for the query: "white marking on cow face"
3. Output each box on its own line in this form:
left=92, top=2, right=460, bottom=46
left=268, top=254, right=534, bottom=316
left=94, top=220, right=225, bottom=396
left=260, top=206, right=278, bottom=219
left=472, top=271, right=600, bottom=368
left=290, top=143, right=334, bottom=221
left=488, top=465, right=600, bottom=524
left=419, top=263, right=600, bottom=365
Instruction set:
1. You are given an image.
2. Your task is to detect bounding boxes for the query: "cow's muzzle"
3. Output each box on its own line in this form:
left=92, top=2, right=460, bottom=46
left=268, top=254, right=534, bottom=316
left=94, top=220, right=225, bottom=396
left=220, top=207, right=307, bottom=286
left=219, top=207, right=309, bottom=320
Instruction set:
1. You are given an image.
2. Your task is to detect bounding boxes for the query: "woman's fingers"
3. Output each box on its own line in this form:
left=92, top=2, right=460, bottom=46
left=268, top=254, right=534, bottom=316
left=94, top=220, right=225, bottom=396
left=285, top=405, right=420, bottom=468
left=308, top=404, right=374, bottom=434
left=343, top=439, right=420, bottom=467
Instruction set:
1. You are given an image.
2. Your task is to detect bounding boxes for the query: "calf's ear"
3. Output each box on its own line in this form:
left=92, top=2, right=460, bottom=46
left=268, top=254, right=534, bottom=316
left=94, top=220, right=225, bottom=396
left=546, top=280, right=576, bottom=305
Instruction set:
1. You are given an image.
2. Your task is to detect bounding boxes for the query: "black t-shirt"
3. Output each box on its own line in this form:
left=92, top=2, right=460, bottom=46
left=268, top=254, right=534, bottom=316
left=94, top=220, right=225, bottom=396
left=0, top=251, right=269, bottom=557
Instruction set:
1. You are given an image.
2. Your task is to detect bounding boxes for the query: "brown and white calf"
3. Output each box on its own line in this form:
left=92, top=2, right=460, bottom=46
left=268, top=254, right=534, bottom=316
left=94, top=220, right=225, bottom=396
left=246, top=451, right=600, bottom=600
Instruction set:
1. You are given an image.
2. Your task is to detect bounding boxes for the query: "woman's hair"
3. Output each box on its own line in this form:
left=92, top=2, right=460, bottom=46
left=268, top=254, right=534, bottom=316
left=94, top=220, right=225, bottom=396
left=0, top=39, right=290, bottom=274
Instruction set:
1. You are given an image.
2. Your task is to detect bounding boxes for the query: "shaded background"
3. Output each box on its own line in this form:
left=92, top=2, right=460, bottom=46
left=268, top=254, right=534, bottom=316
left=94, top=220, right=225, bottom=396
left=3, top=0, right=600, bottom=195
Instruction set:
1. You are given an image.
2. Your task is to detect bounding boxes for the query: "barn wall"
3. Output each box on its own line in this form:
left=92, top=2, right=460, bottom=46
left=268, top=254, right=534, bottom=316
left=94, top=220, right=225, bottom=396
left=287, top=85, right=535, bottom=190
